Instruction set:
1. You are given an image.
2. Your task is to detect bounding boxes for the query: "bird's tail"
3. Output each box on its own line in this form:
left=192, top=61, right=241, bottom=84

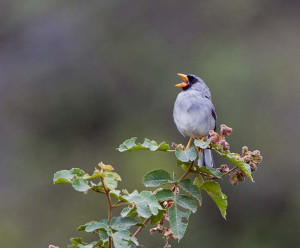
left=197, top=148, right=214, bottom=168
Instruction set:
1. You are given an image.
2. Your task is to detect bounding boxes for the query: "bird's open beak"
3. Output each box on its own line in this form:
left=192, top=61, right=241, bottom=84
left=175, top=73, right=188, bottom=87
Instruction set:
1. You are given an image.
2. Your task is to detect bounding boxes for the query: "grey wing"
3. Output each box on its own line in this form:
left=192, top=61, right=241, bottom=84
left=211, top=106, right=217, bottom=131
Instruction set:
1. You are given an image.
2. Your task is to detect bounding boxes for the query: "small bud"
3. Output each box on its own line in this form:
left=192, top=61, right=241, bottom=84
left=242, top=146, right=248, bottom=156
left=244, top=155, right=251, bottom=163
left=250, top=162, right=257, bottom=171
left=229, top=172, right=239, bottom=186
left=220, top=124, right=233, bottom=136
left=237, top=172, right=246, bottom=182
left=219, top=164, right=230, bottom=174
left=229, top=176, right=238, bottom=186
left=253, top=150, right=260, bottom=156
left=219, top=139, right=228, bottom=150
left=222, top=141, right=230, bottom=150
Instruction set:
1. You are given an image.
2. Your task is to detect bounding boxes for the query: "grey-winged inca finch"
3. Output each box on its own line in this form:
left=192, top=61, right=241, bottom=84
left=173, top=73, right=217, bottom=168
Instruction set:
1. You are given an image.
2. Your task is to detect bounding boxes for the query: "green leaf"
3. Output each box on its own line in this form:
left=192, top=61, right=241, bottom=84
left=155, top=189, right=174, bottom=202
left=53, top=168, right=86, bottom=184
left=71, top=168, right=85, bottom=177
left=121, top=207, right=131, bottom=217
left=193, top=176, right=205, bottom=188
left=112, top=230, right=138, bottom=248
left=179, top=179, right=202, bottom=206
left=176, top=194, right=197, bottom=213
left=122, top=190, right=162, bottom=218
left=110, top=190, right=121, bottom=199
left=175, top=146, right=197, bottom=162
left=70, top=237, right=85, bottom=245
left=99, top=230, right=109, bottom=242
left=85, top=220, right=109, bottom=232
left=199, top=181, right=222, bottom=196
left=143, top=170, right=173, bottom=187
left=210, top=194, right=228, bottom=219
left=140, top=191, right=162, bottom=216
left=168, top=200, right=191, bottom=241
left=117, top=137, right=170, bottom=152
left=103, top=171, right=121, bottom=190
left=53, top=170, right=73, bottom=184
left=194, top=139, right=210, bottom=149
left=110, top=216, right=138, bottom=231
left=225, top=152, right=254, bottom=182
left=141, top=138, right=170, bottom=151
left=151, top=209, right=166, bottom=225
left=76, top=242, right=98, bottom=248
left=198, top=181, right=228, bottom=219
left=197, top=167, right=222, bottom=178
left=90, top=181, right=105, bottom=193
left=72, top=178, right=90, bottom=192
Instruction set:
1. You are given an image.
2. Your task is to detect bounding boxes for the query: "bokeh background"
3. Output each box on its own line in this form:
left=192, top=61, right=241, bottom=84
left=1, top=1, right=300, bottom=247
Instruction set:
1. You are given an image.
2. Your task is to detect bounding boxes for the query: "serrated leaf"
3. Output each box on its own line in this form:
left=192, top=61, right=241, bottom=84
left=175, top=146, right=197, bottom=162
left=122, top=190, right=162, bottom=218
left=53, top=168, right=85, bottom=184
left=225, top=152, right=253, bottom=182
left=85, top=220, right=109, bottom=232
left=194, top=139, right=210, bottom=149
left=210, top=194, right=228, bottom=219
left=117, top=137, right=170, bottom=152
left=110, top=216, right=138, bottom=231
left=71, top=168, right=85, bottom=177
left=103, top=172, right=121, bottom=190
left=140, top=191, right=162, bottom=216
left=143, top=170, right=173, bottom=187
left=168, top=200, right=191, bottom=241
left=197, top=167, right=222, bottom=178
left=155, top=189, right=174, bottom=201
left=136, top=202, right=152, bottom=218
left=53, top=170, right=73, bottom=184
left=198, top=181, right=227, bottom=219
left=72, top=178, right=90, bottom=192
left=142, top=138, right=170, bottom=151
left=112, top=230, right=138, bottom=248
left=179, top=178, right=202, bottom=206
left=176, top=194, right=197, bottom=213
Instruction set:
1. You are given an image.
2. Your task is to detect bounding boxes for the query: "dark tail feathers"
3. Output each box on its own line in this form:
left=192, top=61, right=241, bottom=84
left=197, top=149, right=214, bottom=168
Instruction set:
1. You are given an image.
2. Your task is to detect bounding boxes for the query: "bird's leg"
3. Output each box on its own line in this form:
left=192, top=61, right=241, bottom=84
left=199, top=136, right=205, bottom=153
left=185, top=137, right=193, bottom=150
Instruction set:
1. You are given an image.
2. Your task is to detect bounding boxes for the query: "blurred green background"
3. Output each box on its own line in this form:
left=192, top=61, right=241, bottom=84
left=1, top=1, right=300, bottom=247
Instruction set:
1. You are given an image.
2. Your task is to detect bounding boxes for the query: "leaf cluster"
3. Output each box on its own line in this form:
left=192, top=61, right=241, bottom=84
left=53, top=125, right=262, bottom=248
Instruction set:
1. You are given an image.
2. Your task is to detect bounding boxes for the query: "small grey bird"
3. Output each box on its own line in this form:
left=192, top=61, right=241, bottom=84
left=173, top=73, right=217, bottom=168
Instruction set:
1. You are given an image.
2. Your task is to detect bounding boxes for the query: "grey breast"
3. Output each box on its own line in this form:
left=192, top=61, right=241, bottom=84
left=173, top=90, right=216, bottom=138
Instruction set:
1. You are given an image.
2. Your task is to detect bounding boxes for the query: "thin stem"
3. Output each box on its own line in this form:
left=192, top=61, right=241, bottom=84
left=222, top=166, right=238, bottom=178
left=100, top=177, right=113, bottom=248
left=132, top=217, right=151, bottom=237
left=179, top=161, right=194, bottom=181
left=112, top=201, right=129, bottom=208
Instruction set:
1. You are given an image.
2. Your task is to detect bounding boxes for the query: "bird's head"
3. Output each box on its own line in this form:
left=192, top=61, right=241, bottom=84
left=175, top=73, right=202, bottom=91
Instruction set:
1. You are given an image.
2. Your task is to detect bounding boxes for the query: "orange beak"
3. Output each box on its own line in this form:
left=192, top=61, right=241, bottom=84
left=175, top=73, right=189, bottom=87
